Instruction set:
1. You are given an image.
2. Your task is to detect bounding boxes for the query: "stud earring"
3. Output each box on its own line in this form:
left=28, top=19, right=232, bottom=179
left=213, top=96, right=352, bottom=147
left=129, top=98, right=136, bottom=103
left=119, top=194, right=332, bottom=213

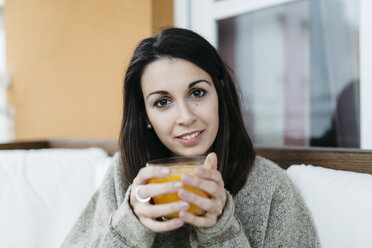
left=146, top=123, right=152, bottom=129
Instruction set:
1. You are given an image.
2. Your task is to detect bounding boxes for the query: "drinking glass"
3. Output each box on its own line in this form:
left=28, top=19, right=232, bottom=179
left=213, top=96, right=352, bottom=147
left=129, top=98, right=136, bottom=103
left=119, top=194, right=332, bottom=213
left=147, top=156, right=209, bottom=218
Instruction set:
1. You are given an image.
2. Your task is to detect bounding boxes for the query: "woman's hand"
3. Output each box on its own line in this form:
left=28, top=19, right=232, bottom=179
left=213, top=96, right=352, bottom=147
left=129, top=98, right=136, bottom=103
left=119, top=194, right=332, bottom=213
left=130, top=166, right=188, bottom=232
left=178, top=153, right=227, bottom=228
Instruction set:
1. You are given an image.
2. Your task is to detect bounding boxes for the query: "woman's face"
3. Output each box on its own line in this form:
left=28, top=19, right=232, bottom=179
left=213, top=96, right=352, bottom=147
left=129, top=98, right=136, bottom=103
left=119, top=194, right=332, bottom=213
left=141, top=58, right=219, bottom=157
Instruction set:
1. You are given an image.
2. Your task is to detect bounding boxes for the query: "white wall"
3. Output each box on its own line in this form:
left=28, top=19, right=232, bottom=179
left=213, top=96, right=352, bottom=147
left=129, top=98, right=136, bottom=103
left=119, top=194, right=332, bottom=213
left=360, top=0, right=372, bottom=149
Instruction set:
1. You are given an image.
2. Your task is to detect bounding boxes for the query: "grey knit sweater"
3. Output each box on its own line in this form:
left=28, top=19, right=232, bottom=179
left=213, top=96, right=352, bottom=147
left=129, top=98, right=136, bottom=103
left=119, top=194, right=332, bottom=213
left=61, top=154, right=320, bottom=248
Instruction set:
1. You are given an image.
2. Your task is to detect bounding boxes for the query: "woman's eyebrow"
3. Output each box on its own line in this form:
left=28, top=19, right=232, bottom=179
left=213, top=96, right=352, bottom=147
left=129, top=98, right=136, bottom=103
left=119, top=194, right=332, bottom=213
left=145, top=90, right=168, bottom=100
left=188, top=80, right=211, bottom=88
left=145, top=80, right=211, bottom=100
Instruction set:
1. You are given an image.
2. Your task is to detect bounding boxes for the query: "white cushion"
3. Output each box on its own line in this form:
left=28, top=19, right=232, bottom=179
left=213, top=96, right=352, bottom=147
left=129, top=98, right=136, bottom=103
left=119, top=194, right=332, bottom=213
left=0, top=148, right=112, bottom=248
left=287, top=165, right=372, bottom=248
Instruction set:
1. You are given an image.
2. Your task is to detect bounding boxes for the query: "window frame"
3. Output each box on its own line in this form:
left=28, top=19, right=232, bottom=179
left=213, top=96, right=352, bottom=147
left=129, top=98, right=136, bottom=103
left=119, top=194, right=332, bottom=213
left=0, top=1, right=13, bottom=142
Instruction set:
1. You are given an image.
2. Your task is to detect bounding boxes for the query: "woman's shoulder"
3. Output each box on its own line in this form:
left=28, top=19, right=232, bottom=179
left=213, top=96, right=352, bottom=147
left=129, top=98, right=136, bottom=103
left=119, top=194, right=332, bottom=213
left=110, top=152, right=128, bottom=183
left=237, top=155, right=295, bottom=197
left=234, top=158, right=320, bottom=247
left=111, top=152, right=123, bottom=172
left=97, top=153, right=129, bottom=201
left=249, top=155, right=288, bottom=182
left=103, top=152, right=124, bottom=182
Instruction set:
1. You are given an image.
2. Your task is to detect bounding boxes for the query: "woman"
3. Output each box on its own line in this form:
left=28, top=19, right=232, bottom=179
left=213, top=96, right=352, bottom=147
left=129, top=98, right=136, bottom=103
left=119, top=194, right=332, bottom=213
left=62, top=28, right=319, bottom=247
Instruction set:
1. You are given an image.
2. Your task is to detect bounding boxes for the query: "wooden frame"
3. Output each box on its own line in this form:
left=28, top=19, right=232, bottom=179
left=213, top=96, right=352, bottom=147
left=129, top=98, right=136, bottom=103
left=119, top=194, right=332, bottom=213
left=1, top=139, right=372, bottom=175
left=255, top=146, right=372, bottom=175
left=0, top=139, right=119, bottom=156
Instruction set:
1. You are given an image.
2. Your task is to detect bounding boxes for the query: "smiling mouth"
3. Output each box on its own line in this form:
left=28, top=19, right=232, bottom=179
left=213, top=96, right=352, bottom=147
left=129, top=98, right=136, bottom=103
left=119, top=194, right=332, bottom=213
left=176, top=130, right=204, bottom=140
left=179, top=131, right=202, bottom=140
left=176, top=130, right=204, bottom=146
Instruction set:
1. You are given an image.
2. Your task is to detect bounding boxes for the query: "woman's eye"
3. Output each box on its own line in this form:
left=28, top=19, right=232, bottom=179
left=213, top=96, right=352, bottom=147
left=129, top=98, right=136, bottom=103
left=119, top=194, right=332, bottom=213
left=190, top=89, right=206, bottom=98
left=154, top=98, right=171, bottom=108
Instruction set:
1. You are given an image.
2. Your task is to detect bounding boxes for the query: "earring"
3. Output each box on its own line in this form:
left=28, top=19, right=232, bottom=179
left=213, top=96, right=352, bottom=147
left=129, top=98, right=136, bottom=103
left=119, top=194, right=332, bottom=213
left=146, top=123, right=152, bottom=129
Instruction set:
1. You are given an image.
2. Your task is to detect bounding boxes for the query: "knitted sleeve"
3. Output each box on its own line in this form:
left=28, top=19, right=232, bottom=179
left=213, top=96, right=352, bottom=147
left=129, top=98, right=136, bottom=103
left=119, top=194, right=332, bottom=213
left=189, top=157, right=320, bottom=248
left=189, top=190, right=252, bottom=248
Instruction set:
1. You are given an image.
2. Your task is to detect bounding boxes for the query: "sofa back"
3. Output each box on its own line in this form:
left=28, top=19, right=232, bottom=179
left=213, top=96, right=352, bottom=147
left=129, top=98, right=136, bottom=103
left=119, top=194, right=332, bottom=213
left=1, top=139, right=372, bottom=248
left=2, top=139, right=372, bottom=173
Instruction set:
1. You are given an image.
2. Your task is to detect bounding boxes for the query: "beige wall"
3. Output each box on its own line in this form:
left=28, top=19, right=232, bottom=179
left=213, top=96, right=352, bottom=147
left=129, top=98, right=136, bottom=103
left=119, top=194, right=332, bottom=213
left=4, top=0, right=173, bottom=140
left=152, top=0, right=174, bottom=35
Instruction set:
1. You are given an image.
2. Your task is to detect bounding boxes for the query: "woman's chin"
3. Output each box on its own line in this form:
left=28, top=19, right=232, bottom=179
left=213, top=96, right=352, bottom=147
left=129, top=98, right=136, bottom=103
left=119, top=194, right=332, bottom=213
left=172, top=149, right=206, bottom=157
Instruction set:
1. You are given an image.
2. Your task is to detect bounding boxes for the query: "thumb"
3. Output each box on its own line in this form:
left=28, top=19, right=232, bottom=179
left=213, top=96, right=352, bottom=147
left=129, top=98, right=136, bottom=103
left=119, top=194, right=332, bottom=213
left=204, top=152, right=218, bottom=170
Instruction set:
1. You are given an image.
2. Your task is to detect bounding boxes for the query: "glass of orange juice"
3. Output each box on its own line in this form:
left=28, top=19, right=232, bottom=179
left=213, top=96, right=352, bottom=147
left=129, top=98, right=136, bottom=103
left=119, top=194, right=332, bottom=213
left=147, top=156, right=209, bottom=218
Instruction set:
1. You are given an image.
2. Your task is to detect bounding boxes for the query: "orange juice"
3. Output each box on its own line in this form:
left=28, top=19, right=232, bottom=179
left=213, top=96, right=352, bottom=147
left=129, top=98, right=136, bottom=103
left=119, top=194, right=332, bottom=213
left=146, top=157, right=209, bottom=218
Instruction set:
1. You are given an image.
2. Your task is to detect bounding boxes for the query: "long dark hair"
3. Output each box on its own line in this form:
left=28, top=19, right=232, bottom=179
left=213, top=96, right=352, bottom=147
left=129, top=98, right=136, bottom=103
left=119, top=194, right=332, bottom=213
left=119, top=28, right=255, bottom=195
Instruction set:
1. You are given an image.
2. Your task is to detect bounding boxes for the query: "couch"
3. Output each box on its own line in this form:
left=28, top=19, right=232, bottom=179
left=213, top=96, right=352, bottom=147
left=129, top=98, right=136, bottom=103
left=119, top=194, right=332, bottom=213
left=1, top=139, right=371, bottom=248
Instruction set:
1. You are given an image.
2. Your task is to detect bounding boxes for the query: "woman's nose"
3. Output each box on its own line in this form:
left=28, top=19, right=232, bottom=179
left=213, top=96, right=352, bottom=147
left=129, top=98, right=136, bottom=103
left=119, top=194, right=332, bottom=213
left=176, top=102, right=196, bottom=126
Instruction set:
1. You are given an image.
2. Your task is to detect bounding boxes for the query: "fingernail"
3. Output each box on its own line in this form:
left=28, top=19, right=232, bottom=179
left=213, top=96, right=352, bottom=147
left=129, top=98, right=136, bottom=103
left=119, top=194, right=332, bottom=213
left=182, top=174, right=191, bottom=183
left=179, top=211, right=187, bottom=219
left=175, top=219, right=183, bottom=227
left=178, top=189, right=188, bottom=198
left=160, top=168, right=169, bottom=176
left=179, top=201, right=189, bottom=211
left=173, top=182, right=182, bottom=189
left=196, top=168, right=205, bottom=176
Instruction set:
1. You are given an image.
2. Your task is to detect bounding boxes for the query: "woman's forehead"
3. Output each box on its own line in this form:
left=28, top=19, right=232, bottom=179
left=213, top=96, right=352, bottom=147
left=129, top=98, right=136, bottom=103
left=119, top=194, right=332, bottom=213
left=141, top=58, right=212, bottom=92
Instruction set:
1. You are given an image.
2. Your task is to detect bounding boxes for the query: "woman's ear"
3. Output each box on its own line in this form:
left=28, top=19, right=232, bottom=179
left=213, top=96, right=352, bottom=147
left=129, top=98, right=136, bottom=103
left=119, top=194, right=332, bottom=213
left=143, top=114, right=152, bottom=129
left=141, top=111, right=149, bottom=126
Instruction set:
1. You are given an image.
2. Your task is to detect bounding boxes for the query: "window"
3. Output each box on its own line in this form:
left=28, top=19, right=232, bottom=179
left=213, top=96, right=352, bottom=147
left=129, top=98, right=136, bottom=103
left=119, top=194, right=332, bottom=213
left=0, top=0, right=13, bottom=142
left=174, top=0, right=372, bottom=148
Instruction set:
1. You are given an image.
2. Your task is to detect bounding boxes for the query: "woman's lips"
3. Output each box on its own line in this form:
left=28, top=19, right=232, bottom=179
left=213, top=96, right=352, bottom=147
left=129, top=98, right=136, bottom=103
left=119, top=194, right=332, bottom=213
left=176, top=130, right=204, bottom=146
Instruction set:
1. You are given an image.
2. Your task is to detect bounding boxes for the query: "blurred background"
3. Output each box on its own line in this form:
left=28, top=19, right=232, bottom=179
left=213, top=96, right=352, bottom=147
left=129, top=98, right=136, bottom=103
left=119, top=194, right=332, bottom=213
left=0, top=0, right=173, bottom=142
left=0, top=0, right=371, bottom=149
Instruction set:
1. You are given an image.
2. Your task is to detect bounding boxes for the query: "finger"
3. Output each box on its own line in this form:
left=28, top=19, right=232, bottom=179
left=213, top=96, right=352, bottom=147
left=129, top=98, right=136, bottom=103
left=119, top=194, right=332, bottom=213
left=179, top=211, right=216, bottom=228
left=178, top=188, right=221, bottom=214
left=140, top=216, right=184, bottom=232
left=133, top=166, right=170, bottom=185
left=133, top=181, right=183, bottom=201
left=194, top=168, right=224, bottom=187
left=135, top=200, right=190, bottom=218
left=181, top=174, right=223, bottom=199
left=205, top=152, right=218, bottom=170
